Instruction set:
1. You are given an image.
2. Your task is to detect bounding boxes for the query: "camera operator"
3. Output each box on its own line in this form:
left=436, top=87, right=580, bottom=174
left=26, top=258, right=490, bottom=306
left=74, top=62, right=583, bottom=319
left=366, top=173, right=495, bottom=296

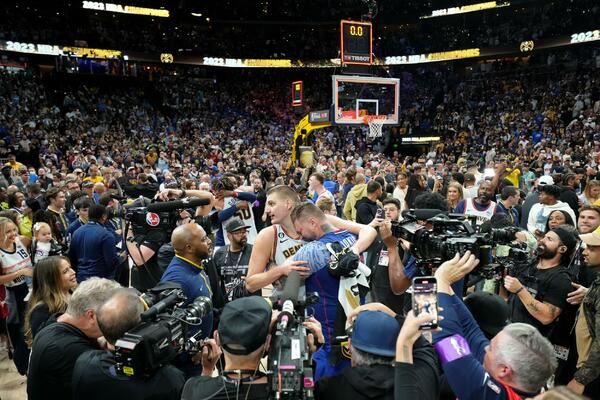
left=182, top=297, right=271, bottom=400
left=432, top=251, right=557, bottom=399
left=72, top=288, right=186, bottom=400
left=126, top=188, right=213, bottom=292
left=504, top=226, right=575, bottom=338
left=27, top=278, right=121, bottom=400
left=160, top=222, right=213, bottom=340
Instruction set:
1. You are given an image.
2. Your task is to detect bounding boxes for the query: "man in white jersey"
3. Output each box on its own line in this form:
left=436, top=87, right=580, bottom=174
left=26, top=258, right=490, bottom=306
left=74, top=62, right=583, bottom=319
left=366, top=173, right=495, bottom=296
left=245, top=185, right=377, bottom=296
left=453, top=180, right=503, bottom=227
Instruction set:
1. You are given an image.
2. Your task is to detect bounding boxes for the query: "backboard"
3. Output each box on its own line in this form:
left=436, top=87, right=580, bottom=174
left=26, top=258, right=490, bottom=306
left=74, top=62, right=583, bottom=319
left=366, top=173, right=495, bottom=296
left=332, top=75, right=400, bottom=125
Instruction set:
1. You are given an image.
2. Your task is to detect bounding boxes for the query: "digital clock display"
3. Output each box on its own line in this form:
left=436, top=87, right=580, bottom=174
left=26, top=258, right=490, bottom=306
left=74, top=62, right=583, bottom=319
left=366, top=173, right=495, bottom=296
left=340, top=20, right=372, bottom=66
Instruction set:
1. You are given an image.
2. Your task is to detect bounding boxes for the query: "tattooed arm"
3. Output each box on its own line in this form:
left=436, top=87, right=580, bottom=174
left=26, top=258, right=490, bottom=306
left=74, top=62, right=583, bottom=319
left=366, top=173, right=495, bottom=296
left=517, top=288, right=562, bottom=325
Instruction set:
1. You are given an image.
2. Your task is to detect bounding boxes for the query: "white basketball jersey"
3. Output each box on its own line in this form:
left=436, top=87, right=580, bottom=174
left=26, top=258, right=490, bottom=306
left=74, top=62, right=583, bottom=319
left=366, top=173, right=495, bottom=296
left=464, top=199, right=496, bottom=226
left=0, top=237, right=32, bottom=287
left=272, top=224, right=305, bottom=266
left=223, top=196, right=258, bottom=245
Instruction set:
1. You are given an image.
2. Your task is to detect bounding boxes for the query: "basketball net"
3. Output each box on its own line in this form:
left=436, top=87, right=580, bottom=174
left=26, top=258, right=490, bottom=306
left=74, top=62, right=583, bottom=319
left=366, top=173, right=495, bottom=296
left=363, top=115, right=387, bottom=139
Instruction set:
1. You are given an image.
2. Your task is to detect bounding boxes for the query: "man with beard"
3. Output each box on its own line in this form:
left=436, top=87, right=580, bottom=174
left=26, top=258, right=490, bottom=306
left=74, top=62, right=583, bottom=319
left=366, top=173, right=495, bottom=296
left=504, top=227, right=575, bottom=338
left=453, top=180, right=503, bottom=227
left=160, top=223, right=213, bottom=343
left=213, top=218, right=253, bottom=302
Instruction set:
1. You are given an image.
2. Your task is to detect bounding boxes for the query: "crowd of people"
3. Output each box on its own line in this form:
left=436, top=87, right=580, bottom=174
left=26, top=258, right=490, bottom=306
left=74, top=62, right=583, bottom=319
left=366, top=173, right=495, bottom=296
left=1, top=44, right=600, bottom=399
left=1, top=0, right=598, bottom=58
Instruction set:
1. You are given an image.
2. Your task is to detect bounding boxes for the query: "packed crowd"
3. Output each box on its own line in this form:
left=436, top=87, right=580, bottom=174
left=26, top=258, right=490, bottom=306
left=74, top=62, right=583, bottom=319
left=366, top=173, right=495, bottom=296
left=1, top=49, right=600, bottom=399
left=1, top=0, right=598, bottom=58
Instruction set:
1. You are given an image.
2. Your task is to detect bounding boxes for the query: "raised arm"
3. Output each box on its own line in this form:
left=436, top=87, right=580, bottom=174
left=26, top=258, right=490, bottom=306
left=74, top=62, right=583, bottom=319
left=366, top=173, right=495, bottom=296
left=325, top=214, right=377, bottom=253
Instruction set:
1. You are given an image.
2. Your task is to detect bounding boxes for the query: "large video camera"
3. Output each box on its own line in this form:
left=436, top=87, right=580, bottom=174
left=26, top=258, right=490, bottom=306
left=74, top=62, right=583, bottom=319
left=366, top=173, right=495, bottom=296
left=119, top=197, right=210, bottom=236
left=390, top=210, right=529, bottom=278
left=114, top=282, right=212, bottom=378
left=268, top=271, right=319, bottom=399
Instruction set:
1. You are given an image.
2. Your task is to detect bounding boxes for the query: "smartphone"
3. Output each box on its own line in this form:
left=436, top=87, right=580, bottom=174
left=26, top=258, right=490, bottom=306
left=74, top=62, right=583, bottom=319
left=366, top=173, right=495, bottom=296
left=376, top=208, right=385, bottom=219
left=412, top=276, right=438, bottom=330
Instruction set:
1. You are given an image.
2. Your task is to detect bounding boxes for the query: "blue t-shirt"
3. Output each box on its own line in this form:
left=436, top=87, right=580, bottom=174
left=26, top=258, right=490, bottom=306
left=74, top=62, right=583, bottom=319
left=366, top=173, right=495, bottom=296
left=293, top=230, right=357, bottom=345
left=160, top=256, right=213, bottom=339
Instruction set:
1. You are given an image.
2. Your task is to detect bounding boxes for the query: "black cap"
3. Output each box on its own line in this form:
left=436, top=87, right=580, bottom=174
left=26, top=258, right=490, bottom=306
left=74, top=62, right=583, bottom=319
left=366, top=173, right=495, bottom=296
left=25, top=197, right=41, bottom=213
left=464, top=292, right=508, bottom=338
left=552, top=226, right=577, bottom=255
left=225, top=218, right=249, bottom=233
left=218, top=297, right=272, bottom=355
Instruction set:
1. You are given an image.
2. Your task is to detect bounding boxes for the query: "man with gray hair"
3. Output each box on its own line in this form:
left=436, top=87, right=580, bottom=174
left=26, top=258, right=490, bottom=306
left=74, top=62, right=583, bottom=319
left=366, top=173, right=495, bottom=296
left=72, top=289, right=185, bottom=399
left=27, top=277, right=120, bottom=400
left=432, top=251, right=557, bottom=399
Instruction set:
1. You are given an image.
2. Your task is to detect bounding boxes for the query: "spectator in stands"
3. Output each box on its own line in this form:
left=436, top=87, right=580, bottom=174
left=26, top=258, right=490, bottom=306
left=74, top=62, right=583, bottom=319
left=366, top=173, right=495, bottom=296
left=344, top=173, right=367, bottom=221
left=69, top=204, right=124, bottom=282
left=560, top=173, right=582, bottom=220
left=446, top=181, right=464, bottom=211
left=0, top=216, right=33, bottom=375
left=545, top=210, right=576, bottom=233
left=528, top=185, right=576, bottom=238
left=308, top=172, right=335, bottom=205
left=355, top=180, right=382, bottom=225
left=405, top=174, right=427, bottom=209
left=24, top=256, right=76, bottom=343
left=580, top=180, right=600, bottom=206
left=454, top=180, right=502, bottom=227
left=521, top=175, right=554, bottom=228
left=27, top=278, right=120, bottom=400
left=44, top=187, right=69, bottom=250
left=316, top=196, right=337, bottom=216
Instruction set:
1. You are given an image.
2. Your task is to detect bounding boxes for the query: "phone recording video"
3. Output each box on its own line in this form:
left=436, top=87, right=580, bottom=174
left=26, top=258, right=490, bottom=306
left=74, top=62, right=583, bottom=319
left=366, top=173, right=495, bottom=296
left=412, top=276, right=438, bottom=330
left=376, top=208, right=385, bottom=219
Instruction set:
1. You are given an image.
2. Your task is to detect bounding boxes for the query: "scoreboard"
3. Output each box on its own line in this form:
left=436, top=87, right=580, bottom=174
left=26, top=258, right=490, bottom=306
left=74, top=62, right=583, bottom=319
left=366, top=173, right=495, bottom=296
left=340, top=20, right=373, bottom=66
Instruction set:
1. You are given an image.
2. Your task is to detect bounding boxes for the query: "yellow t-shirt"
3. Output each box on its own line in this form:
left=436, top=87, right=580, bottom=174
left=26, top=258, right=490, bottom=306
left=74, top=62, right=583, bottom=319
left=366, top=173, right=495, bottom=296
left=83, top=176, right=104, bottom=184
left=4, top=161, right=24, bottom=170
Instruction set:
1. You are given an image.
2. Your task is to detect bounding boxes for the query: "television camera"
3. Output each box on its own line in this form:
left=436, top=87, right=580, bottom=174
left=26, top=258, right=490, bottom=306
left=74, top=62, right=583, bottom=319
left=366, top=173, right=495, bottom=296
left=391, top=210, right=531, bottom=278
left=114, top=282, right=212, bottom=378
left=268, top=271, right=319, bottom=400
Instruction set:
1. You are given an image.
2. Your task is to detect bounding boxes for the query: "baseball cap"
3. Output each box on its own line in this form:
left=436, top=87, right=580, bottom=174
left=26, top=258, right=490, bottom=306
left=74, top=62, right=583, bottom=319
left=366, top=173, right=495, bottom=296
left=82, top=180, right=94, bottom=188
left=552, top=226, right=578, bottom=255
left=538, top=175, right=554, bottom=185
left=225, top=218, right=249, bottom=233
left=464, top=292, right=508, bottom=338
left=218, top=297, right=272, bottom=355
left=580, top=227, right=600, bottom=247
left=351, top=311, right=400, bottom=357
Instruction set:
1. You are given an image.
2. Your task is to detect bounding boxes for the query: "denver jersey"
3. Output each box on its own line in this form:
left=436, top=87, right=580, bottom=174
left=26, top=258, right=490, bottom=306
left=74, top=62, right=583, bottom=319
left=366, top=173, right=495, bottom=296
left=0, top=237, right=32, bottom=287
left=222, top=196, right=258, bottom=245
left=267, top=224, right=305, bottom=297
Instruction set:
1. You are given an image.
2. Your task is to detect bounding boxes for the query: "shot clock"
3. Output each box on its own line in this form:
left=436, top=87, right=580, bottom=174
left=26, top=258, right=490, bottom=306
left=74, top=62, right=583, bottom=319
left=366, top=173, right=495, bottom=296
left=340, top=20, right=373, bottom=66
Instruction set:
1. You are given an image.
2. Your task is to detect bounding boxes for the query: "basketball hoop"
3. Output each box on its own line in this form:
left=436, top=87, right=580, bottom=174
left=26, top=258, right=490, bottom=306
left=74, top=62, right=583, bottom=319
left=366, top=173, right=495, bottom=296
left=363, top=115, right=387, bottom=139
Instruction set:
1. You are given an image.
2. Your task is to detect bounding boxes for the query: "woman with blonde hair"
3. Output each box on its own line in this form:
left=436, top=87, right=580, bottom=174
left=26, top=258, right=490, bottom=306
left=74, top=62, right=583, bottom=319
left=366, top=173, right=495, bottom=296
left=580, top=179, right=600, bottom=206
left=24, top=256, right=76, bottom=344
left=0, top=216, right=33, bottom=375
left=446, top=181, right=464, bottom=211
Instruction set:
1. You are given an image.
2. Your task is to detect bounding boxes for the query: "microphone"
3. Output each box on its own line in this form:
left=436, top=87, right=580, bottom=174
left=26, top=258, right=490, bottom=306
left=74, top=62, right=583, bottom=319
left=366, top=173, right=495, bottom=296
left=146, top=198, right=210, bottom=213
left=278, top=271, right=301, bottom=330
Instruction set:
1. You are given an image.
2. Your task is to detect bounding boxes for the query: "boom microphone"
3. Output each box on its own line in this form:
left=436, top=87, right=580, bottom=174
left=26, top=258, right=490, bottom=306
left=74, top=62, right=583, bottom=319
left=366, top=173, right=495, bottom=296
left=146, top=198, right=210, bottom=213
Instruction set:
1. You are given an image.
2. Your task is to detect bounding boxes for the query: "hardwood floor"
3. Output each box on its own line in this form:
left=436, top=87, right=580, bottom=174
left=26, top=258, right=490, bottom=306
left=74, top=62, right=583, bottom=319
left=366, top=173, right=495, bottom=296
left=0, top=348, right=27, bottom=400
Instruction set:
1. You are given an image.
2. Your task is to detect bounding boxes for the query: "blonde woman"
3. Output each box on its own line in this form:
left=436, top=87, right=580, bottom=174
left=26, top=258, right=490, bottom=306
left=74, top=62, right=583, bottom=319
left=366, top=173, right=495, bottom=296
left=0, top=216, right=33, bottom=375
left=446, top=181, right=464, bottom=211
left=580, top=180, right=600, bottom=206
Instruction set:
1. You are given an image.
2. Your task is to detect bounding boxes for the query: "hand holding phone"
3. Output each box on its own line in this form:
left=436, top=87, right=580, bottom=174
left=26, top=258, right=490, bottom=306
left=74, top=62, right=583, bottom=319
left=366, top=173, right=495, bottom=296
left=412, top=276, right=438, bottom=330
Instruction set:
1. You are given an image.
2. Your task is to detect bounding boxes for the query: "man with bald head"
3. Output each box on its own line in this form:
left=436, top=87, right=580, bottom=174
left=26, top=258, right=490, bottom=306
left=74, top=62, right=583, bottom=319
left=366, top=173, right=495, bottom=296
left=159, top=223, right=214, bottom=345
left=72, top=289, right=185, bottom=399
